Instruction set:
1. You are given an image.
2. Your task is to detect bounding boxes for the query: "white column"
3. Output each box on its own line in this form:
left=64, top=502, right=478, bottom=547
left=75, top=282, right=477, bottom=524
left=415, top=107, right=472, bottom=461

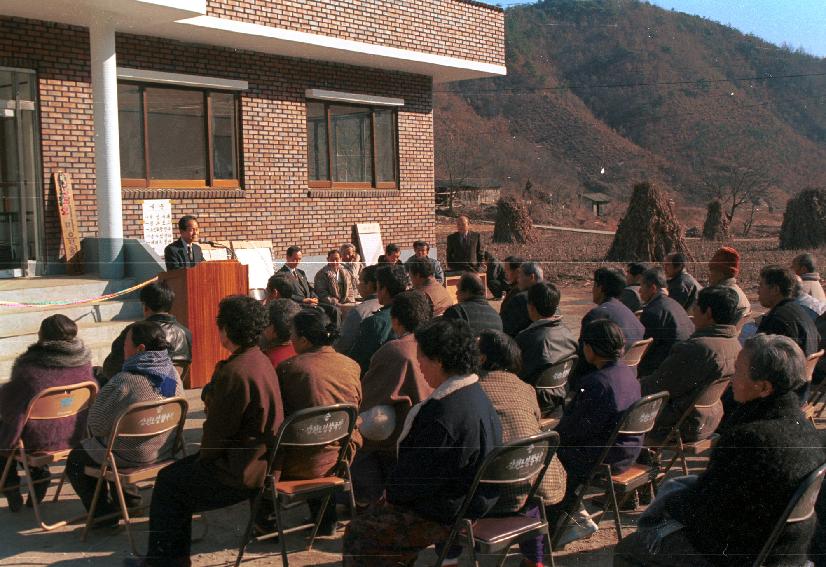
left=89, top=16, right=124, bottom=279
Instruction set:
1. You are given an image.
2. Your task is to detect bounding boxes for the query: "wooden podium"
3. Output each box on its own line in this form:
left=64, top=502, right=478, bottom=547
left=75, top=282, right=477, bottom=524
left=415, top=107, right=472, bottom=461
left=159, top=260, right=249, bottom=389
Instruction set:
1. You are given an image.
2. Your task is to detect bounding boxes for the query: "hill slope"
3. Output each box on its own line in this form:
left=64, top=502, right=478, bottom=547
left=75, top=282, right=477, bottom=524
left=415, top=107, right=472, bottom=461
left=435, top=0, right=826, bottom=215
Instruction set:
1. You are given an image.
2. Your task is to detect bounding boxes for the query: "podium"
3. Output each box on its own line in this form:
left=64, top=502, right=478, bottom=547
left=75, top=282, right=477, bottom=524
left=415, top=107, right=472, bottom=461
left=159, top=260, right=249, bottom=389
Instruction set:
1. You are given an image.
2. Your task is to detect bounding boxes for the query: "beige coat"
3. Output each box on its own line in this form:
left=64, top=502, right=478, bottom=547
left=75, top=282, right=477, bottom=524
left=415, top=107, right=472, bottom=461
left=416, top=278, right=455, bottom=316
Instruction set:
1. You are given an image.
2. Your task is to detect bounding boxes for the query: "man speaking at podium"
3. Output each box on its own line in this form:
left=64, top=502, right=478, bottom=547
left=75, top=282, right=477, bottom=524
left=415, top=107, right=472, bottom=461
left=164, top=215, right=204, bottom=271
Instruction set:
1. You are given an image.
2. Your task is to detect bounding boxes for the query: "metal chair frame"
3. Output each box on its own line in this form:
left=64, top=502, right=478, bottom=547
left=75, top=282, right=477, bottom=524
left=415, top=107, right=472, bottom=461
left=552, top=391, right=669, bottom=546
left=433, top=430, right=561, bottom=567
left=77, top=396, right=189, bottom=554
left=0, top=381, right=98, bottom=531
left=235, top=403, right=358, bottom=567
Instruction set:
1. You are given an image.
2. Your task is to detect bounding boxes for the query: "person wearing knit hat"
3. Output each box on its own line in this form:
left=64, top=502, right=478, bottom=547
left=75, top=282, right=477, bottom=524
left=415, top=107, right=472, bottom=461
left=708, top=246, right=751, bottom=322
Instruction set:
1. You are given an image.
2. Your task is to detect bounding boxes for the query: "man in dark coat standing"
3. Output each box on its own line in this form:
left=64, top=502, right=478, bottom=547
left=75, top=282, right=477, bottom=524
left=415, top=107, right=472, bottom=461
left=664, top=252, right=702, bottom=311
left=637, top=267, right=695, bottom=377
left=163, top=215, right=204, bottom=270
left=446, top=215, right=483, bottom=272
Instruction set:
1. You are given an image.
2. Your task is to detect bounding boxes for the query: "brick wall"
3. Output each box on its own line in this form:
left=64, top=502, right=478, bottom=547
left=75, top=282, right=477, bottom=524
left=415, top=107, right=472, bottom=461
left=0, top=16, right=436, bottom=266
left=206, top=0, right=505, bottom=66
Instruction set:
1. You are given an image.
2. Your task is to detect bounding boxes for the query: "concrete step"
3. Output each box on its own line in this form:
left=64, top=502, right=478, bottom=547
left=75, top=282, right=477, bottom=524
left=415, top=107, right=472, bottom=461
left=0, top=276, right=138, bottom=303
left=0, top=300, right=143, bottom=338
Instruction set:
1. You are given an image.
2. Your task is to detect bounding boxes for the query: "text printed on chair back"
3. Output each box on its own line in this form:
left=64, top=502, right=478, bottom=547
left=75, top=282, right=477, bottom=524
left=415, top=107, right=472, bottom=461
left=280, top=408, right=353, bottom=447
left=619, top=392, right=669, bottom=436
left=535, top=356, right=577, bottom=389
left=112, top=398, right=188, bottom=438
left=27, top=381, right=98, bottom=420
left=479, top=434, right=559, bottom=485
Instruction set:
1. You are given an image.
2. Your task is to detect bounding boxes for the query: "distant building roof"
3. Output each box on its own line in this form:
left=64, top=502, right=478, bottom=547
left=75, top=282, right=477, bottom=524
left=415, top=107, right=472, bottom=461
left=436, top=178, right=502, bottom=190
left=581, top=192, right=612, bottom=203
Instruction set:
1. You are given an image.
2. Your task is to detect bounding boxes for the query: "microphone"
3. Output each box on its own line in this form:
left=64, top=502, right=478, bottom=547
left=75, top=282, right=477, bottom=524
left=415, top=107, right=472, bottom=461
left=201, top=239, right=235, bottom=260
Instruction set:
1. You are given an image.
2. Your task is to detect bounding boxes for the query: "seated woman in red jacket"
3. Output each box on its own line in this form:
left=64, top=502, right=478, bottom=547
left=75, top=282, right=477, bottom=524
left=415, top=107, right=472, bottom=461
left=0, top=314, right=93, bottom=511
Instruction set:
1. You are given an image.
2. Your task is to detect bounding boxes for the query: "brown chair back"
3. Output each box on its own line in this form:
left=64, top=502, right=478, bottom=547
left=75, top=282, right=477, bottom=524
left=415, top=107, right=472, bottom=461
left=804, top=350, right=824, bottom=383
left=693, top=377, right=732, bottom=409
left=618, top=391, right=669, bottom=436
left=622, top=338, right=653, bottom=368
left=27, top=381, right=98, bottom=421
left=113, top=398, right=188, bottom=439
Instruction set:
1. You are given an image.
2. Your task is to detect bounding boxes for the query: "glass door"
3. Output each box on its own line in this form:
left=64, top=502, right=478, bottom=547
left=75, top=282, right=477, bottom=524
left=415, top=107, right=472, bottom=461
left=0, top=68, right=42, bottom=276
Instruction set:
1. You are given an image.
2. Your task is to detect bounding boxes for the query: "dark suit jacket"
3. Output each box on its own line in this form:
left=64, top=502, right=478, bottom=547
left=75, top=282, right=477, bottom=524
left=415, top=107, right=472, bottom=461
left=573, top=297, right=645, bottom=381
left=164, top=239, right=204, bottom=271
left=638, top=292, right=695, bottom=377
left=446, top=231, right=483, bottom=272
left=277, top=265, right=314, bottom=302
left=443, top=297, right=503, bottom=337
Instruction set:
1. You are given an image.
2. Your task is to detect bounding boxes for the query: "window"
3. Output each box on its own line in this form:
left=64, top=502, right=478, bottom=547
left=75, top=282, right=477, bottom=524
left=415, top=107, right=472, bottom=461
left=118, top=83, right=241, bottom=188
left=307, top=101, right=398, bottom=189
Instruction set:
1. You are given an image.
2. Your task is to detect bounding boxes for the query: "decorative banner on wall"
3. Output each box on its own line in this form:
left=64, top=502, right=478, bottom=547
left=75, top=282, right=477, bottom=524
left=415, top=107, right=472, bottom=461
left=142, top=199, right=173, bottom=257
left=52, top=171, right=83, bottom=274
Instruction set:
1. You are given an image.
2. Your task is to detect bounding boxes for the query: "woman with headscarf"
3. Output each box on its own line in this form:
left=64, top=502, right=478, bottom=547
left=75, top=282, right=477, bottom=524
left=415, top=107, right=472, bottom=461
left=0, top=314, right=93, bottom=511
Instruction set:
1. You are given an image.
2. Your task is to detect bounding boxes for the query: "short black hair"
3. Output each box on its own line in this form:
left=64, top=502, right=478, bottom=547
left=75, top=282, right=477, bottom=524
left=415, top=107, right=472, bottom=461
left=292, top=308, right=339, bottom=346
left=793, top=253, right=816, bottom=273
left=414, top=319, right=479, bottom=376
left=581, top=319, right=625, bottom=361
left=126, top=320, right=168, bottom=351
left=504, top=256, right=524, bottom=272
left=178, top=215, right=197, bottom=231
left=140, top=282, right=175, bottom=313
left=286, top=245, right=302, bottom=258
left=360, top=264, right=379, bottom=286
left=407, top=256, right=434, bottom=279
left=412, top=240, right=429, bottom=250
left=390, top=290, right=433, bottom=332
left=268, top=298, right=302, bottom=342
left=527, top=282, right=561, bottom=317
left=385, top=243, right=400, bottom=254
left=457, top=272, right=486, bottom=297
left=667, top=252, right=687, bottom=270
left=627, top=262, right=647, bottom=277
left=376, top=265, right=409, bottom=298
left=267, top=273, right=297, bottom=299
left=216, top=295, right=269, bottom=348
left=697, top=286, right=740, bottom=325
left=327, top=249, right=340, bottom=259
left=478, top=329, right=522, bottom=374
left=760, top=265, right=797, bottom=299
left=593, top=267, right=626, bottom=298
left=641, top=267, right=667, bottom=289
left=39, top=314, right=78, bottom=342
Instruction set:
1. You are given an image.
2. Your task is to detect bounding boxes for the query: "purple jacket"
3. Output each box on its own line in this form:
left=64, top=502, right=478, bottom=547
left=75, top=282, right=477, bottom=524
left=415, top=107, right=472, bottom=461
left=0, top=339, right=93, bottom=452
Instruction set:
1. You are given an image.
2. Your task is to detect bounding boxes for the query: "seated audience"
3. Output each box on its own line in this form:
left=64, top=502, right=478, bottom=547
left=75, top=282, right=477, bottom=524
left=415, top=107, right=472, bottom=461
left=0, top=315, right=92, bottom=511
left=405, top=240, right=444, bottom=284
left=478, top=329, right=567, bottom=567
left=484, top=251, right=509, bottom=299
left=621, top=262, right=646, bottom=313
left=573, top=267, right=644, bottom=379
left=130, top=296, right=283, bottom=565
left=501, top=261, right=543, bottom=337
left=515, top=282, right=577, bottom=414
left=343, top=319, right=502, bottom=566
left=614, top=335, right=826, bottom=567
left=500, top=255, right=525, bottom=311
left=757, top=265, right=820, bottom=357
left=340, top=242, right=363, bottom=295
left=795, top=276, right=826, bottom=320
left=641, top=286, right=741, bottom=444
left=408, top=256, right=454, bottom=316
left=314, top=249, right=354, bottom=305
left=100, top=281, right=192, bottom=384
left=664, top=252, right=702, bottom=311
left=277, top=245, right=318, bottom=305
left=336, top=265, right=381, bottom=354
left=442, top=272, right=503, bottom=336
left=353, top=291, right=433, bottom=507
left=707, top=246, right=750, bottom=322
left=637, top=267, right=695, bottom=377
left=348, top=265, right=409, bottom=374
left=551, top=320, right=642, bottom=544
left=792, top=252, right=826, bottom=302
left=377, top=243, right=402, bottom=265
left=446, top=215, right=483, bottom=273
left=264, top=272, right=298, bottom=304
left=260, top=298, right=300, bottom=367
left=67, top=320, right=184, bottom=525
left=274, top=308, right=362, bottom=535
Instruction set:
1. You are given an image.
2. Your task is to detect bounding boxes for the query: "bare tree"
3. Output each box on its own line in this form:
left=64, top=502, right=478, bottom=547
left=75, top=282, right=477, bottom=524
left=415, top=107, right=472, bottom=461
left=701, top=162, right=773, bottom=232
left=434, top=123, right=481, bottom=215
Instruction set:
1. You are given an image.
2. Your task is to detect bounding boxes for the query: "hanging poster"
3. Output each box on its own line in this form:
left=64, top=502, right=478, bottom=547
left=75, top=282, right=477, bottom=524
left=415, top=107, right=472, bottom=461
left=142, top=199, right=173, bottom=257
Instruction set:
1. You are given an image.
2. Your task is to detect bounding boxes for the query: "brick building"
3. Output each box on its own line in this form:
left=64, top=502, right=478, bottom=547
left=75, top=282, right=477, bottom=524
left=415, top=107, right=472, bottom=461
left=0, top=0, right=505, bottom=278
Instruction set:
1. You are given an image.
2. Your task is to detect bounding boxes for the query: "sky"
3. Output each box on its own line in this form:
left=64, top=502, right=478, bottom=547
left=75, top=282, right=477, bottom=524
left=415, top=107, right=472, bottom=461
left=496, top=0, right=826, bottom=58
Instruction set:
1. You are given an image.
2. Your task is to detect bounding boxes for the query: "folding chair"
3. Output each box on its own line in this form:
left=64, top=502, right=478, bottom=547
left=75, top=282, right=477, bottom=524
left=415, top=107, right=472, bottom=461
left=535, top=354, right=577, bottom=422
left=622, top=338, right=653, bottom=368
left=553, top=391, right=669, bottom=546
left=172, top=362, right=191, bottom=390
left=801, top=350, right=824, bottom=422
left=79, top=397, right=188, bottom=554
left=653, top=377, right=730, bottom=479
left=751, top=461, right=826, bottom=567
left=0, top=381, right=98, bottom=531
left=433, top=430, right=561, bottom=567
left=236, top=403, right=358, bottom=567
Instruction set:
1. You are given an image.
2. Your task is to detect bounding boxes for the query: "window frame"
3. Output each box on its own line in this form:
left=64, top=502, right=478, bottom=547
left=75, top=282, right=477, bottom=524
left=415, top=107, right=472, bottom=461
left=306, top=99, right=399, bottom=190
left=118, top=81, right=243, bottom=189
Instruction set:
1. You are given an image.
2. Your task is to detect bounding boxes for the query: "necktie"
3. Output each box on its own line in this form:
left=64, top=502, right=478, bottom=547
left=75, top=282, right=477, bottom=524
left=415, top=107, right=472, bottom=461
left=187, top=245, right=193, bottom=264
